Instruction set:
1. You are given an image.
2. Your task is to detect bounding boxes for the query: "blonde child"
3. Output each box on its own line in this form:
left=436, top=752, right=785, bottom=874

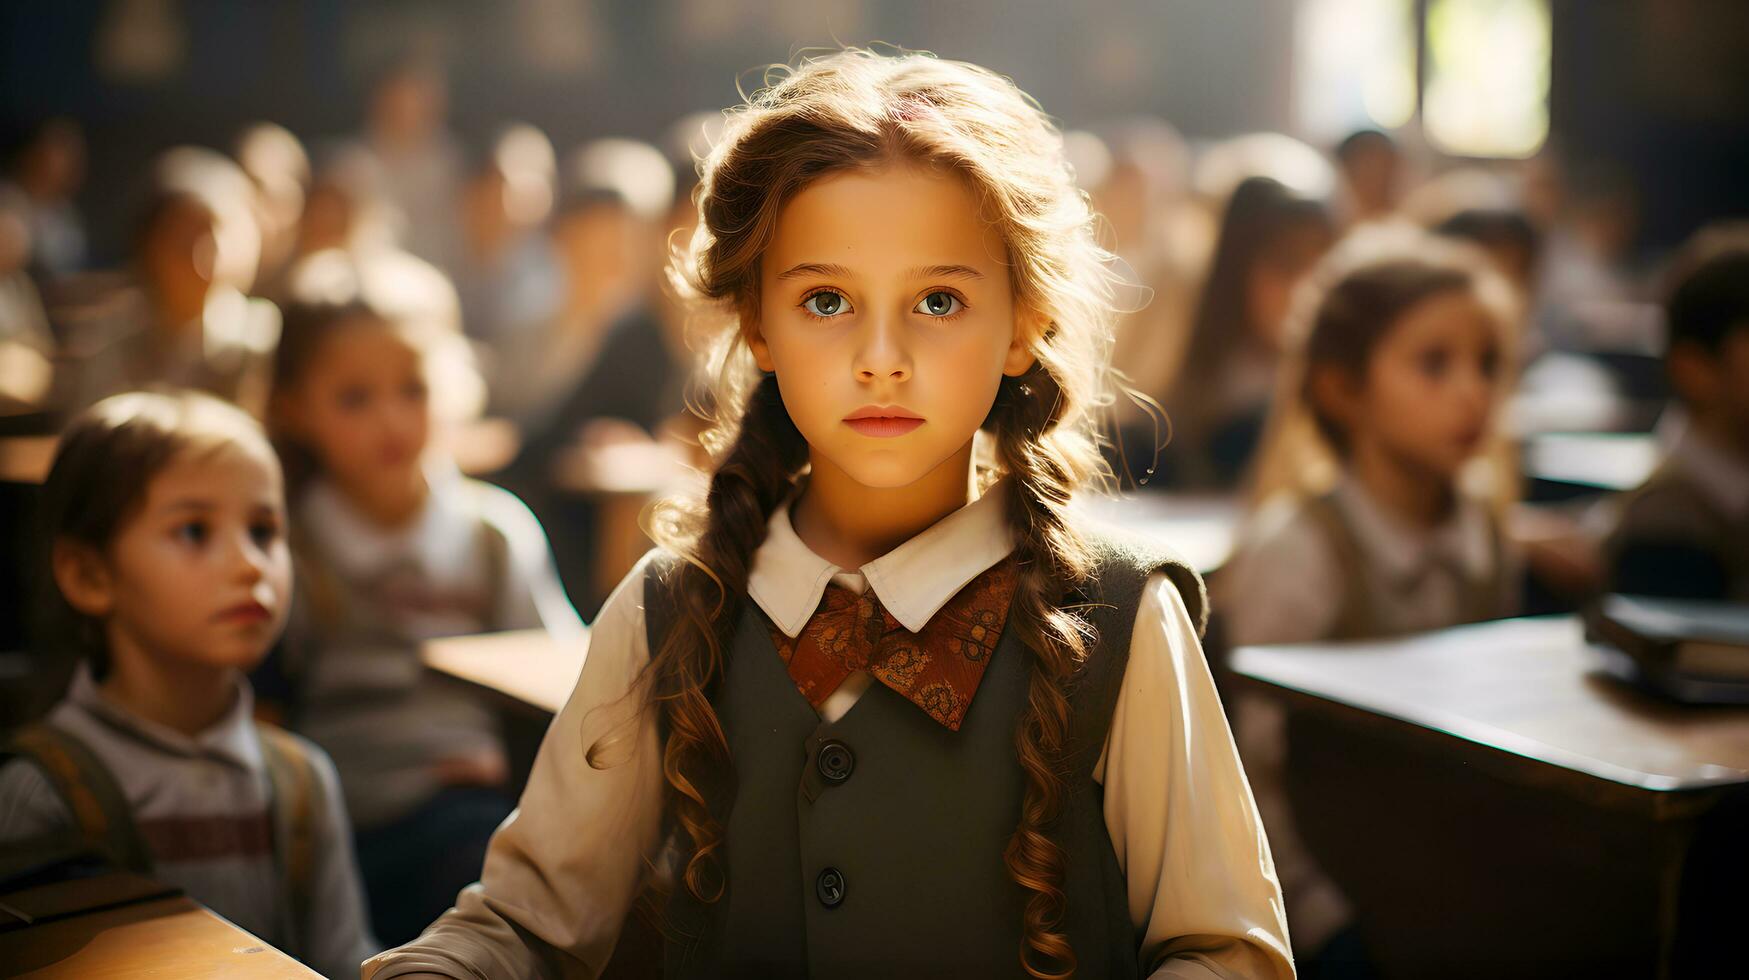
left=366, top=49, right=1291, bottom=980
left=0, top=390, right=375, bottom=978
left=1220, top=230, right=1522, bottom=966
left=266, top=249, right=581, bottom=947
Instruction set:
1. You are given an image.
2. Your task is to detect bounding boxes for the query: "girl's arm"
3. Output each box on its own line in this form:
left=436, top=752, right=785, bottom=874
left=362, top=556, right=665, bottom=980
left=1097, top=575, right=1297, bottom=980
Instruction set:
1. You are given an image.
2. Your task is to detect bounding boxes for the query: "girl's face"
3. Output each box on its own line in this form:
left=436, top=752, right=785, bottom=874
left=1349, top=290, right=1504, bottom=480
left=751, top=164, right=1034, bottom=490
left=285, top=317, right=431, bottom=503
left=61, top=444, right=291, bottom=671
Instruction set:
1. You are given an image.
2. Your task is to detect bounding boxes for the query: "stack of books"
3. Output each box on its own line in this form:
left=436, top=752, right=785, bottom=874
left=1586, top=594, right=1749, bottom=704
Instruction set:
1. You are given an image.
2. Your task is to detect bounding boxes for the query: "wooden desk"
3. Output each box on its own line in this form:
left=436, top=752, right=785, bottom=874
left=0, top=895, right=317, bottom=978
left=423, top=628, right=589, bottom=717
left=1231, top=616, right=1749, bottom=978
left=1073, top=492, right=1239, bottom=573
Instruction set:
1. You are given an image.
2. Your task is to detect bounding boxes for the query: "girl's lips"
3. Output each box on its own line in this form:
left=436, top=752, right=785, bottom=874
left=215, top=601, right=272, bottom=624
left=844, top=416, right=925, bottom=438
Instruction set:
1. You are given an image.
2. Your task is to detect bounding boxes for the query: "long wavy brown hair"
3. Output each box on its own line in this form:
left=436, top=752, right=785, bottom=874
left=624, top=49, right=1119, bottom=977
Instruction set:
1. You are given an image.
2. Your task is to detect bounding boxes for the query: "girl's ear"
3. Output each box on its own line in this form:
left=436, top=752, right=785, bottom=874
left=1002, top=308, right=1044, bottom=378
left=744, top=317, right=776, bottom=373
left=1308, top=362, right=1364, bottom=435
left=53, top=539, right=115, bottom=619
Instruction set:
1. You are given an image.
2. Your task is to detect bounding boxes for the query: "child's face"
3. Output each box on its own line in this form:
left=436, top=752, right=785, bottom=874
left=750, top=164, right=1034, bottom=489
left=286, top=318, right=431, bottom=499
left=1351, top=290, right=1503, bottom=479
left=80, top=445, right=291, bottom=671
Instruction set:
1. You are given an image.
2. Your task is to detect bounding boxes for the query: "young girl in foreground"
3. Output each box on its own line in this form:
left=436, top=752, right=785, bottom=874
left=267, top=250, right=581, bottom=947
left=1220, top=231, right=1520, bottom=966
left=366, top=50, right=1291, bottom=980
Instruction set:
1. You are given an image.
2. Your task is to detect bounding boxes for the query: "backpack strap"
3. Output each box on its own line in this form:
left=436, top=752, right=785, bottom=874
left=256, top=721, right=319, bottom=961
left=1, top=722, right=152, bottom=875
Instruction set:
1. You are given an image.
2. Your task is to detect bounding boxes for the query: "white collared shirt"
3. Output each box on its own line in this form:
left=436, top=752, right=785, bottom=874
left=364, top=484, right=1294, bottom=980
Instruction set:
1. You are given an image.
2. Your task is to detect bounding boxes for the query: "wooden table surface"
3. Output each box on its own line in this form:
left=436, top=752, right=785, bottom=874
left=1230, top=615, right=1749, bottom=977
left=423, top=628, right=589, bottom=716
left=0, top=895, right=317, bottom=979
left=1231, top=616, right=1749, bottom=798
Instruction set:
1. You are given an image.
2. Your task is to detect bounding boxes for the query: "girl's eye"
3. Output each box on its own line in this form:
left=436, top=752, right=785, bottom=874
left=1480, top=346, right=1501, bottom=381
left=402, top=379, right=428, bottom=402
left=249, top=520, right=281, bottom=548
left=802, top=291, right=850, bottom=318
left=1417, top=348, right=1451, bottom=379
left=336, top=385, right=370, bottom=411
left=174, top=521, right=209, bottom=546
left=915, top=291, right=962, bottom=317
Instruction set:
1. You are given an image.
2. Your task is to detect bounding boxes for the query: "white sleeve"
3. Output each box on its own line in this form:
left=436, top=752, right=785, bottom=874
left=1099, top=575, right=1296, bottom=980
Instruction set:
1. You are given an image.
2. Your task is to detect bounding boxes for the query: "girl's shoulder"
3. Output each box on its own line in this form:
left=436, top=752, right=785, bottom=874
left=1071, top=522, right=1209, bottom=639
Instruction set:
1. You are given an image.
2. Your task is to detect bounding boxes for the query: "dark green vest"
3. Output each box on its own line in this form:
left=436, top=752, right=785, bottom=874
left=643, top=532, right=1206, bottom=978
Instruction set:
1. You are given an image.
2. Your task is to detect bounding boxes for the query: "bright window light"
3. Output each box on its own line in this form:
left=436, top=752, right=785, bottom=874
left=1295, top=0, right=1418, bottom=141
left=1423, top=0, right=1551, bottom=158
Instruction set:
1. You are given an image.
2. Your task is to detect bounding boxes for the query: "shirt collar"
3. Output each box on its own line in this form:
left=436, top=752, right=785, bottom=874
left=68, top=662, right=263, bottom=771
left=1669, top=424, right=1749, bottom=522
left=748, top=479, right=1018, bottom=638
left=1333, top=477, right=1492, bottom=587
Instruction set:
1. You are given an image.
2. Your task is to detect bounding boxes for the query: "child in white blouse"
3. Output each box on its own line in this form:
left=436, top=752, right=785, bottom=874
left=264, top=249, right=580, bottom=948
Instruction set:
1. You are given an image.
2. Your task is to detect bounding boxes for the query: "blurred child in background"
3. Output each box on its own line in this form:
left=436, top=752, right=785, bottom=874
left=0, top=390, right=375, bottom=978
left=1163, top=175, right=1333, bottom=489
left=1221, top=231, right=1523, bottom=971
left=59, top=148, right=278, bottom=416
left=455, top=123, right=561, bottom=352
left=1606, top=225, right=1749, bottom=601
left=265, top=249, right=580, bottom=946
left=1226, top=231, right=1523, bottom=644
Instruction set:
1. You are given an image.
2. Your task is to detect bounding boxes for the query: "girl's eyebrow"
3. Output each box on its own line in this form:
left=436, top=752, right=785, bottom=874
left=159, top=498, right=217, bottom=514
left=907, top=264, right=985, bottom=281
left=775, top=262, right=853, bottom=281
left=774, top=262, right=986, bottom=282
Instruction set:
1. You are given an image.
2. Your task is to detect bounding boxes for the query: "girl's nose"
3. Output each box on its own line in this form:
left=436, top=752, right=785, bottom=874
left=853, top=310, right=913, bottom=383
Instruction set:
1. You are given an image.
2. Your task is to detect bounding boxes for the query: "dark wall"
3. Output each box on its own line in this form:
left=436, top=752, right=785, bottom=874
left=1550, top=0, right=1749, bottom=255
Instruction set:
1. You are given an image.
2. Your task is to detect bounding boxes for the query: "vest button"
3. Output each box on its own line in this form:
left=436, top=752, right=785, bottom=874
left=816, top=867, right=846, bottom=908
left=817, top=740, right=854, bottom=784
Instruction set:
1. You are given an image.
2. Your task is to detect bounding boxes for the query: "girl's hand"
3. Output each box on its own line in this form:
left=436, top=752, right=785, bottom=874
left=432, top=747, right=510, bottom=788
